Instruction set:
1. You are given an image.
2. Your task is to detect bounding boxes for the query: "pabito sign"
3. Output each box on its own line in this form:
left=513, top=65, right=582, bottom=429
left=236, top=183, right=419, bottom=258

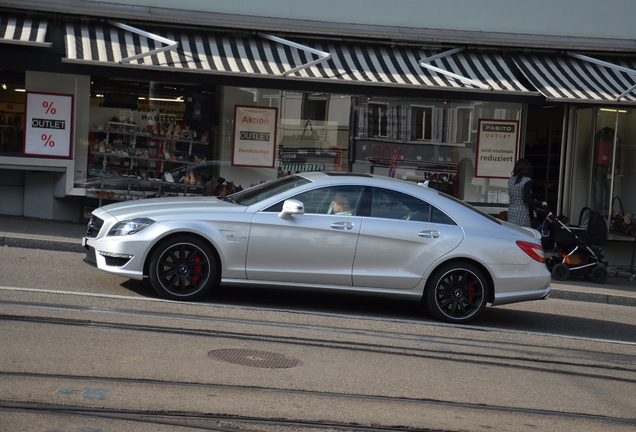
left=232, top=105, right=277, bottom=168
left=475, top=119, right=519, bottom=179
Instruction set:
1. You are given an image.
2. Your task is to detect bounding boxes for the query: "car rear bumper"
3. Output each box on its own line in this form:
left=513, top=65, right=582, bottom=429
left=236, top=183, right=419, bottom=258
left=492, top=284, right=552, bottom=306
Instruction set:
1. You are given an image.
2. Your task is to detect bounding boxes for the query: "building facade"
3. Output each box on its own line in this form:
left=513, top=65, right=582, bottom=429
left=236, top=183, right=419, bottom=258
left=1, top=0, right=636, bottom=262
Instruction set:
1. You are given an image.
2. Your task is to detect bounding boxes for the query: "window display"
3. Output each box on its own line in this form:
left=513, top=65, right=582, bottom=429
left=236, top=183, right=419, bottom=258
left=353, top=98, right=522, bottom=205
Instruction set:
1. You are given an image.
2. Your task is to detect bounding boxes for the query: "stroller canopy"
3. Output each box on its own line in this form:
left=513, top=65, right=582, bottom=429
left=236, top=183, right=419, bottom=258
left=578, top=207, right=608, bottom=246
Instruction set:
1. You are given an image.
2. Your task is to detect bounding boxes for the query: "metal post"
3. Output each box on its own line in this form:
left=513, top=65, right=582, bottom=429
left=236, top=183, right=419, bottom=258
left=607, top=110, right=620, bottom=220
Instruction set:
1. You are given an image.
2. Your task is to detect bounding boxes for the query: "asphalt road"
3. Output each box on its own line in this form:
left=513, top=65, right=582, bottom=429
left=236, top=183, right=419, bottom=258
left=1, top=246, right=636, bottom=431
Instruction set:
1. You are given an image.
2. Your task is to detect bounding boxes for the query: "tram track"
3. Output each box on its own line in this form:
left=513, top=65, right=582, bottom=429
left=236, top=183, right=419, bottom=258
left=2, top=294, right=636, bottom=430
left=1, top=300, right=636, bottom=384
left=2, top=373, right=636, bottom=429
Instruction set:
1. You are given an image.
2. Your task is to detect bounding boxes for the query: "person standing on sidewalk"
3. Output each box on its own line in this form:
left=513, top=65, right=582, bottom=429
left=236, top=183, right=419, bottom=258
left=508, top=158, right=547, bottom=227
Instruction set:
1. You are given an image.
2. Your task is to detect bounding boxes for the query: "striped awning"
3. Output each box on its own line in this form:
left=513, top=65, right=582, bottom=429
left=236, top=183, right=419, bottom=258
left=63, top=21, right=533, bottom=95
left=514, top=53, right=636, bottom=104
left=0, top=15, right=50, bottom=47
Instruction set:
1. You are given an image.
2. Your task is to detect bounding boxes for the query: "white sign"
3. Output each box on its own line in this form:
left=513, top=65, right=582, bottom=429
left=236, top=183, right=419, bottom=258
left=24, top=92, right=74, bottom=158
left=232, top=105, right=277, bottom=168
left=475, top=119, right=519, bottom=179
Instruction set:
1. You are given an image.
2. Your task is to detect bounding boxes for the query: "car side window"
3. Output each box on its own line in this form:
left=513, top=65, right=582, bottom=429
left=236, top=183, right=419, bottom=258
left=262, top=186, right=364, bottom=216
left=371, top=188, right=418, bottom=220
left=431, top=206, right=456, bottom=225
left=370, top=187, right=456, bottom=225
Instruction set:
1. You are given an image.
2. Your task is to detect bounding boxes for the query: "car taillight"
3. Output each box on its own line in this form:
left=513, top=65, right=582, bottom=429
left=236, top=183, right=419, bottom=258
left=517, top=241, right=546, bottom=263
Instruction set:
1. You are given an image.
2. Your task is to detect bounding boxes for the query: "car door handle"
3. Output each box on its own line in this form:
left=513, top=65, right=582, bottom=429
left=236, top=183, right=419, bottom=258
left=418, top=230, right=440, bottom=238
left=331, top=222, right=354, bottom=230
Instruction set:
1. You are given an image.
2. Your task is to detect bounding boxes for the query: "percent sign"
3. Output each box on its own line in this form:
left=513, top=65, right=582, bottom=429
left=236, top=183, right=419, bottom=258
left=42, top=101, right=56, bottom=115
left=41, top=134, right=55, bottom=147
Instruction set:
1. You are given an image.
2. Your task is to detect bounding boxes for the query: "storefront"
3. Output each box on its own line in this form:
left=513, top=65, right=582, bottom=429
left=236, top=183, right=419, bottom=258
left=1, top=9, right=636, bottom=266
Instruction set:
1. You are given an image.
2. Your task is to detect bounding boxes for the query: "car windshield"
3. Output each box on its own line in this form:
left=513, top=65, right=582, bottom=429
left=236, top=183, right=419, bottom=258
left=223, top=175, right=312, bottom=206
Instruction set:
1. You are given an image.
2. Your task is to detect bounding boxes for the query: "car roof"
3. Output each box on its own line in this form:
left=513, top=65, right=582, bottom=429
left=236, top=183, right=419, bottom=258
left=296, top=171, right=436, bottom=194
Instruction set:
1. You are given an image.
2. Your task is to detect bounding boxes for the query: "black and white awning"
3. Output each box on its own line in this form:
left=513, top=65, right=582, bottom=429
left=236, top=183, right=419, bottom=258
left=514, top=53, right=636, bottom=104
left=0, top=14, right=50, bottom=47
left=63, top=21, right=533, bottom=95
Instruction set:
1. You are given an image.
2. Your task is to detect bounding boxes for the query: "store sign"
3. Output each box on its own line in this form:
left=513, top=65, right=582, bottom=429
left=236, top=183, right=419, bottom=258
left=475, top=119, right=519, bottom=179
left=24, top=92, right=74, bottom=158
left=232, top=105, right=277, bottom=168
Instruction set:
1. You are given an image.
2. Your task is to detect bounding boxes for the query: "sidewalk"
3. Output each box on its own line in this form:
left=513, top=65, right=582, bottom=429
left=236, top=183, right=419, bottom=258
left=1, top=214, right=635, bottom=307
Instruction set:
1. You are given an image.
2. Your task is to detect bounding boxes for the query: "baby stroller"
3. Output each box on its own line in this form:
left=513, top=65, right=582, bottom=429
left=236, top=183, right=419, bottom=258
left=545, top=207, right=609, bottom=283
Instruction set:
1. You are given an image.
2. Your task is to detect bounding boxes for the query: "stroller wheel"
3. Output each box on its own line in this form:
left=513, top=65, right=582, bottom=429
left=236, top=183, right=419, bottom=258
left=590, top=265, right=608, bottom=284
left=552, top=263, right=570, bottom=281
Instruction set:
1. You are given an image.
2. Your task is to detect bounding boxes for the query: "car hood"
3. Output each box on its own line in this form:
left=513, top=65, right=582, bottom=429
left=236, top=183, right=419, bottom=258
left=95, top=196, right=244, bottom=221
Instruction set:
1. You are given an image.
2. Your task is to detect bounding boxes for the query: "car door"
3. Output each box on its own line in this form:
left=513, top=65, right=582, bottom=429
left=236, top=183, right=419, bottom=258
left=352, top=187, right=464, bottom=290
left=246, top=185, right=364, bottom=286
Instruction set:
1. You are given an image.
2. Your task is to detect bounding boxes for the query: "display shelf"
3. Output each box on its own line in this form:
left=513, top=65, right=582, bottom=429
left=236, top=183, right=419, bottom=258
left=88, top=121, right=209, bottom=205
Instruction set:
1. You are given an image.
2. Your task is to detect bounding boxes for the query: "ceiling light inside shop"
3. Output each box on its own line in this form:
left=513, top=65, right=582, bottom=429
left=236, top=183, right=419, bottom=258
left=14, top=89, right=25, bottom=92
left=1, top=84, right=6, bottom=90
left=600, top=108, right=627, bottom=113
left=138, top=97, right=184, bottom=102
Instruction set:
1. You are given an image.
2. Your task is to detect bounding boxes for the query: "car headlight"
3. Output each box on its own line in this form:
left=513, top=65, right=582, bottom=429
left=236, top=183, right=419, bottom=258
left=107, top=218, right=155, bottom=236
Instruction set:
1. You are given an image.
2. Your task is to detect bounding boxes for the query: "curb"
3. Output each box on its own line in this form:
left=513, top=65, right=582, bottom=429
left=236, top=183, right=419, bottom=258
left=1, top=236, right=85, bottom=254
left=549, top=289, right=636, bottom=308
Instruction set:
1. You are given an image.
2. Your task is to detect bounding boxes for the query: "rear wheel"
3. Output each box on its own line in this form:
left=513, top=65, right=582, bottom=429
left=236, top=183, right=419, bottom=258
left=424, top=262, right=488, bottom=324
left=149, top=235, right=218, bottom=300
left=551, top=263, right=570, bottom=281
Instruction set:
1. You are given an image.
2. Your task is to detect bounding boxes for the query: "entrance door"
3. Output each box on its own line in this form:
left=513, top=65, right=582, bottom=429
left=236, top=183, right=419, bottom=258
left=523, top=105, right=565, bottom=208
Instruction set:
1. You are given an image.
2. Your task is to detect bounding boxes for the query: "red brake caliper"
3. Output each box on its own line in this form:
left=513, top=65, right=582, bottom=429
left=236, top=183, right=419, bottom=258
left=467, top=278, right=476, bottom=303
left=192, top=255, right=202, bottom=283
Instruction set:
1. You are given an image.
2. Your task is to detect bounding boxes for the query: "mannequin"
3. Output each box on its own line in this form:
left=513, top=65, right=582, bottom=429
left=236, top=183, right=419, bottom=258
left=592, top=127, right=622, bottom=211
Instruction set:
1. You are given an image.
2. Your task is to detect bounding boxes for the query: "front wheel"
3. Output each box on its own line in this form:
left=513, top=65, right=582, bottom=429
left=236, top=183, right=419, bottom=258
left=423, top=262, right=489, bottom=324
left=148, top=235, right=218, bottom=300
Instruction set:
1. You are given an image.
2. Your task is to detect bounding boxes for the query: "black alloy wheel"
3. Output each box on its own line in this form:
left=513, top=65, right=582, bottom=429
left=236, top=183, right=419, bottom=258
left=149, top=235, right=217, bottom=300
left=551, top=263, right=570, bottom=281
left=424, top=262, right=488, bottom=323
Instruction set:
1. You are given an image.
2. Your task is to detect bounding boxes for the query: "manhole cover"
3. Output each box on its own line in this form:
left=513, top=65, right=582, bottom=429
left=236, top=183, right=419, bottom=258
left=209, top=349, right=302, bottom=369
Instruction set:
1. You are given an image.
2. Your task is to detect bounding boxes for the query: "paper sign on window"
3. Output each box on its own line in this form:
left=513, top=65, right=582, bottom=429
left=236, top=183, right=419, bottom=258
left=475, top=119, right=519, bottom=179
left=24, top=92, right=74, bottom=158
left=232, top=105, right=277, bottom=168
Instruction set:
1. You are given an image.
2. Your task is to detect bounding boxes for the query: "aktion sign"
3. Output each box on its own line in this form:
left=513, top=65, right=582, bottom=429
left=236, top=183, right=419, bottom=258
left=24, top=92, right=74, bottom=158
left=475, top=119, right=519, bottom=179
left=232, top=105, right=277, bottom=168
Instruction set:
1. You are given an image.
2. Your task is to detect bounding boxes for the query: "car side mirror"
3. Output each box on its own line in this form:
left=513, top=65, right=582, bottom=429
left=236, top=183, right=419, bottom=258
left=278, top=199, right=305, bottom=220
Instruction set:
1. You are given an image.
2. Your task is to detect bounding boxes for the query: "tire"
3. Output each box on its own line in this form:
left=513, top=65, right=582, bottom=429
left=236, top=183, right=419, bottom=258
left=148, top=235, right=218, bottom=300
left=551, top=263, right=570, bottom=281
left=424, top=262, right=489, bottom=324
left=590, top=265, right=608, bottom=284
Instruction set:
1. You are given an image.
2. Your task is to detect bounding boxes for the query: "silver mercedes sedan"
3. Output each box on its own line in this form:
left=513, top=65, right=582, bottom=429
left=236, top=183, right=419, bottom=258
left=83, top=172, right=551, bottom=323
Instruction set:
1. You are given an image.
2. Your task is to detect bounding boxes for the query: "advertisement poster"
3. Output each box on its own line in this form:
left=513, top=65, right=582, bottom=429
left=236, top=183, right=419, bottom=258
left=24, top=92, right=74, bottom=158
left=475, top=119, right=519, bottom=178
left=232, top=105, right=277, bottom=168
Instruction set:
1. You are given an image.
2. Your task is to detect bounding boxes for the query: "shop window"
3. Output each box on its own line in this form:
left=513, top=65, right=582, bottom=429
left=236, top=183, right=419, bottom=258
left=0, top=70, right=26, bottom=156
